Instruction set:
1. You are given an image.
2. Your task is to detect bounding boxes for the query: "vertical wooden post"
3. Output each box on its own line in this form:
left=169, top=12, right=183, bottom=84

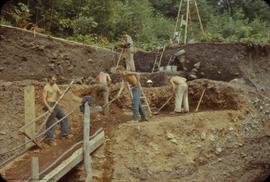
left=174, top=0, right=183, bottom=33
left=24, top=85, right=36, bottom=148
left=84, top=102, right=92, bottom=182
left=31, top=157, right=39, bottom=182
left=184, top=0, right=190, bottom=44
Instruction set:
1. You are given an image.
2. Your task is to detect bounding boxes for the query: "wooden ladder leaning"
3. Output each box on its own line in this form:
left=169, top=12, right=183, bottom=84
left=139, top=81, right=152, bottom=118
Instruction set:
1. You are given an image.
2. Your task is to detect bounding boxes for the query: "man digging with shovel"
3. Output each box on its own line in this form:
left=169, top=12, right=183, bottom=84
left=116, top=66, right=148, bottom=122
left=169, top=75, right=189, bottom=114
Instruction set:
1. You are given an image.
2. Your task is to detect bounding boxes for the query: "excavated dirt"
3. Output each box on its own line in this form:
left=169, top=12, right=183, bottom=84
left=0, top=25, right=116, bottom=82
left=0, top=25, right=270, bottom=182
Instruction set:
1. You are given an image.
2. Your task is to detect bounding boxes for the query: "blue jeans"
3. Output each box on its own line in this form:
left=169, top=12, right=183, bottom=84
left=45, top=102, right=69, bottom=140
left=131, top=87, right=146, bottom=121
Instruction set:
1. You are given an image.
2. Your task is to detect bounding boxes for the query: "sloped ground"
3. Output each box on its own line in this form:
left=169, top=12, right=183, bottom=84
left=105, top=79, right=270, bottom=182
left=0, top=26, right=270, bottom=182
left=0, top=25, right=116, bottom=82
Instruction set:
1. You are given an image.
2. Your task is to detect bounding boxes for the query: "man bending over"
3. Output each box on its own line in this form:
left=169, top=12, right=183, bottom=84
left=170, top=75, right=189, bottom=114
left=95, top=71, right=112, bottom=114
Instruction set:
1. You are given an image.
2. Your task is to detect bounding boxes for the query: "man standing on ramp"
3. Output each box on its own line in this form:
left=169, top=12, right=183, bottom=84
left=43, top=76, right=70, bottom=145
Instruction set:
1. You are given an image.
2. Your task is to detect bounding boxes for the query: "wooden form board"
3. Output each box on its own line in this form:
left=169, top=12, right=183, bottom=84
left=39, top=130, right=105, bottom=182
left=24, top=85, right=36, bottom=148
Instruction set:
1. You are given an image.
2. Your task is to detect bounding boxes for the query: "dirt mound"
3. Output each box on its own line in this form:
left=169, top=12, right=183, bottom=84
left=0, top=25, right=116, bottom=82
left=140, top=79, right=247, bottom=112
left=1, top=26, right=270, bottom=182
left=135, top=43, right=270, bottom=89
left=110, top=110, right=259, bottom=182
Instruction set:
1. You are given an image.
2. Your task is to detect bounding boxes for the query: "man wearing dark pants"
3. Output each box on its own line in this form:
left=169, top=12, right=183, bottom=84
left=43, top=76, right=70, bottom=145
left=116, top=66, right=148, bottom=122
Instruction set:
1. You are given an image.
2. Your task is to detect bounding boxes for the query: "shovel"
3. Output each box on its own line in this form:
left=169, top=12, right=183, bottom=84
left=153, top=96, right=173, bottom=115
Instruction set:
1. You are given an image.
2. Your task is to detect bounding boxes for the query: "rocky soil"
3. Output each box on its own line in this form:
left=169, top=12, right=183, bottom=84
left=0, top=25, right=270, bottom=182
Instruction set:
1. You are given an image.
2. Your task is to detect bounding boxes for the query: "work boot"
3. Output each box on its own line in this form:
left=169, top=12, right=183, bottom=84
left=45, top=139, right=56, bottom=146
left=62, top=134, right=73, bottom=139
left=140, top=117, right=149, bottom=122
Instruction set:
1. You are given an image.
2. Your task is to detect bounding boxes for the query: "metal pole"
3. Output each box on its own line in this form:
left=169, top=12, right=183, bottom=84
left=84, top=102, right=92, bottom=182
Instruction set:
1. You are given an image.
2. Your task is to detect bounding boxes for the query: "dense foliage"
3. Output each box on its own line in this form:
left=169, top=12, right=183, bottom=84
left=1, top=0, right=270, bottom=49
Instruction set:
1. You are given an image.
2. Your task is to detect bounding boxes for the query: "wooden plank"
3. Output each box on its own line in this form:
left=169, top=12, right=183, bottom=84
left=24, top=85, right=36, bottom=149
left=31, top=157, right=39, bottom=182
left=39, top=131, right=105, bottom=182
left=83, top=103, right=92, bottom=182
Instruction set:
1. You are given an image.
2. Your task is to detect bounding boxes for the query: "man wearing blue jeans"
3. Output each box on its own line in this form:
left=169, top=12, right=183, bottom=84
left=43, top=76, right=70, bottom=145
left=116, top=66, right=148, bottom=122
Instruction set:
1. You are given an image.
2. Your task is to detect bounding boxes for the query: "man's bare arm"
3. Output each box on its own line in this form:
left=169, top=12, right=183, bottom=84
left=126, top=71, right=140, bottom=79
left=56, top=85, right=63, bottom=95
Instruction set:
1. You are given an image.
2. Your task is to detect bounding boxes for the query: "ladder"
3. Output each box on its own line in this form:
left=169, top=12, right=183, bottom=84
left=138, top=81, right=152, bottom=117
left=151, top=45, right=166, bottom=72
left=126, top=80, right=152, bottom=118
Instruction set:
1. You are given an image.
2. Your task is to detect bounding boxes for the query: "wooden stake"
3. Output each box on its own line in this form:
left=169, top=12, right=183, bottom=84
left=195, top=89, right=206, bottom=112
left=24, top=85, right=36, bottom=149
left=184, top=0, right=190, bottom=44
left=193, top=0, right=205, bottom=35
left=84, top=102, right=92, bottom=182
left=31, top=157, right=39, bottom=182
left=174, top=0, right=183, bottom=33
